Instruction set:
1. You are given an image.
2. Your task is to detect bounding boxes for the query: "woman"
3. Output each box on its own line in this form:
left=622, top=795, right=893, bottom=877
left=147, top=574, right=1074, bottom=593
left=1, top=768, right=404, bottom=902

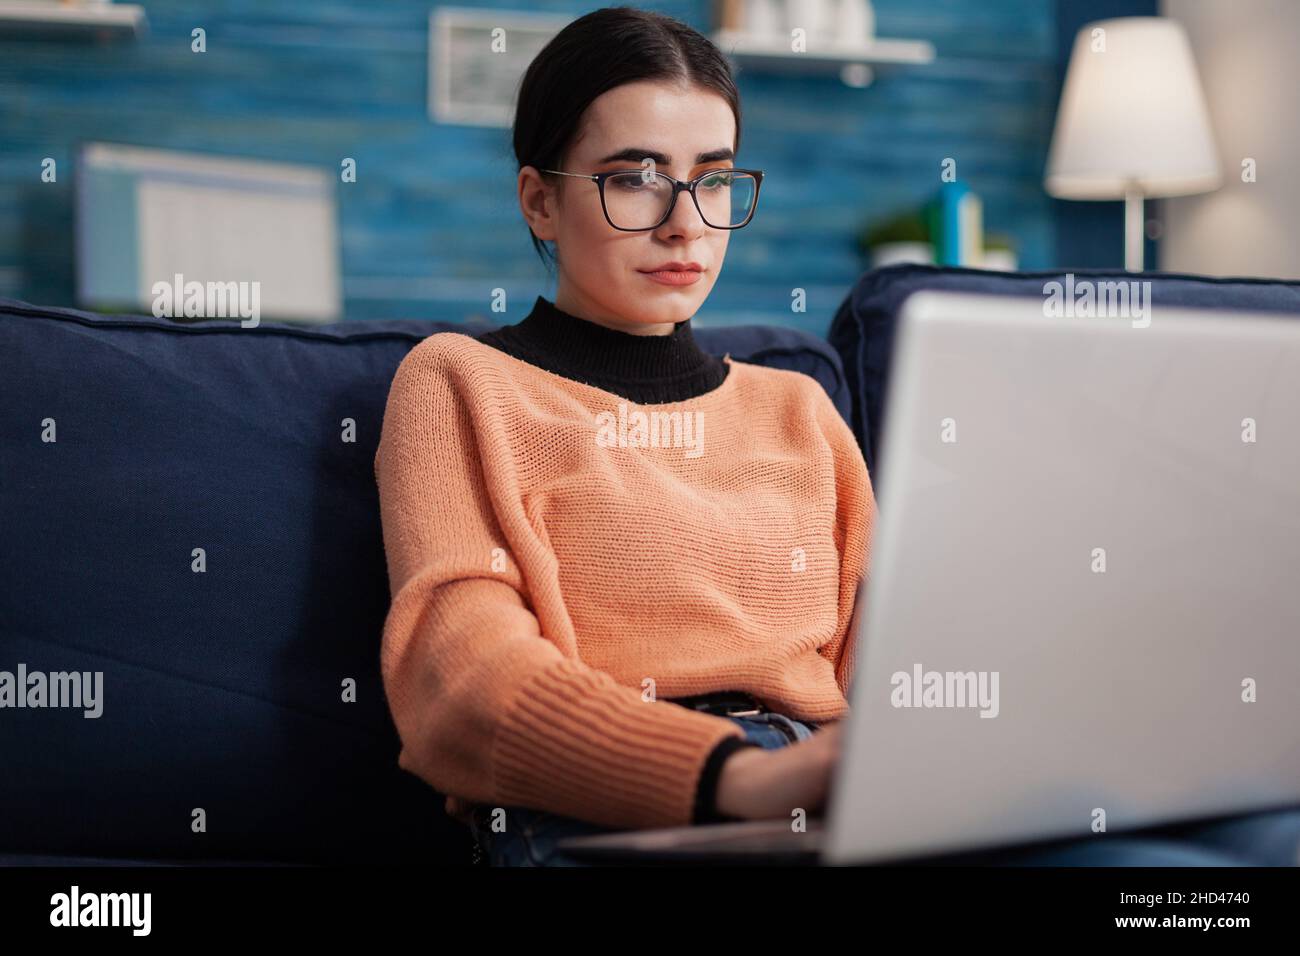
left=375, top=6, right=1299, bottom=867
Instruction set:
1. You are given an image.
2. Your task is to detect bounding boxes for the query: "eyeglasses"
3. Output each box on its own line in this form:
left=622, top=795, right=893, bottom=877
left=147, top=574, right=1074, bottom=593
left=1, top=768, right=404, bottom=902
left=541, top=167, right=764, bottom=231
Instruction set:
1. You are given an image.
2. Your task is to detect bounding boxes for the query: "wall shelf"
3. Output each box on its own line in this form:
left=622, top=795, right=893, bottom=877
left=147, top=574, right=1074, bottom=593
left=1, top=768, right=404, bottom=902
left=711, top=29, right=934, bottom=86
left=0, top=2, right=147, bottom=41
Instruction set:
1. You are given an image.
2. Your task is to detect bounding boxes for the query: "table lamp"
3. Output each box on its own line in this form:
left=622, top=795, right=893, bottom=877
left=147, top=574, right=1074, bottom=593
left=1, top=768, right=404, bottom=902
left=1045, top=17, right=1221, bottom=272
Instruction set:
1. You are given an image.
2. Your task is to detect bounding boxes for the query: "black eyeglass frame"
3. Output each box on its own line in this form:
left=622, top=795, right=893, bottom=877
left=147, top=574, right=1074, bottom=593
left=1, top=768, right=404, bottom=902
left=540, top=167, right=765, bottom=231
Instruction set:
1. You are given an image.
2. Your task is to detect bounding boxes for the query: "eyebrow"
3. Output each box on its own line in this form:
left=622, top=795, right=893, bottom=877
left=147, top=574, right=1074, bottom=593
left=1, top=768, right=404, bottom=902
left=596, top=147, right=735, bottom=167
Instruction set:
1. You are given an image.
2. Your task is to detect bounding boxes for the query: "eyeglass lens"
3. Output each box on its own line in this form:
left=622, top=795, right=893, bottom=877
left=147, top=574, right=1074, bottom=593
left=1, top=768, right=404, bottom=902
left=603, top=171, right=758, bottom=229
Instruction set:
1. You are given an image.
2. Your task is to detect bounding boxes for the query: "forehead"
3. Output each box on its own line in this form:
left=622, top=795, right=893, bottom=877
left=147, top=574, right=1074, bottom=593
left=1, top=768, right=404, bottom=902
left=569, top=80, right=736, bottom=165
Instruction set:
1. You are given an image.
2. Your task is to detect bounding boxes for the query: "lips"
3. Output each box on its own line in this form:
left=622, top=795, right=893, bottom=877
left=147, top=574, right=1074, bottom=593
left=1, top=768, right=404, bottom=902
left=638, top=261, right=705, bottom=287
left=640, top=267, right=703, bottom=287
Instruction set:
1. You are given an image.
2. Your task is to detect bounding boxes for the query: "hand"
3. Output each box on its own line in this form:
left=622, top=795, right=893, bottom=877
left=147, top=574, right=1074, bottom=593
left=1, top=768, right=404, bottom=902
left=714, top=720, right=844, bottom=822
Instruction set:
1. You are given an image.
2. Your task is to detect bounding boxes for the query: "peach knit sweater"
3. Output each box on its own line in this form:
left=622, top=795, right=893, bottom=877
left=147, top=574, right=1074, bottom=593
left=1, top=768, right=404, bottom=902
left=374, top=330, right=874, bottom=830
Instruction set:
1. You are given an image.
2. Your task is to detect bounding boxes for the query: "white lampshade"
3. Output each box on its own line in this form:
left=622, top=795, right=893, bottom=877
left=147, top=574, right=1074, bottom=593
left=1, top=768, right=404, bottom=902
left=1045, top=17, right=1220, bottom=200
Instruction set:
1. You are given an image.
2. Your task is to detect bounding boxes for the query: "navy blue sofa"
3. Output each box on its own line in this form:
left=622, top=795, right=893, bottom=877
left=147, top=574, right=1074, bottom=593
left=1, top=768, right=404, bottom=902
left=0, top=297, right=850, bottom=866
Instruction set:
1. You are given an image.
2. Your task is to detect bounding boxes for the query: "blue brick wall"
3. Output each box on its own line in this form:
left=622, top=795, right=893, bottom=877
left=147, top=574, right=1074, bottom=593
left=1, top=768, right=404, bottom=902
left=1, top=0, right=1064, bottom=336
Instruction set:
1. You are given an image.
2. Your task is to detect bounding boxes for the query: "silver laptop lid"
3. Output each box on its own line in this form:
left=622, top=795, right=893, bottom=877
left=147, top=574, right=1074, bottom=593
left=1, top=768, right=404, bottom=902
left=825, top=290, right=1300, bottom=865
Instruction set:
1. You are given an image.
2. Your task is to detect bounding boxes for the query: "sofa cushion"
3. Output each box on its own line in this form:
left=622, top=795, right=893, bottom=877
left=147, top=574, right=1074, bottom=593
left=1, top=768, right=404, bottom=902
left=0, top=297, right=849, bottom=864
left=828, top=264, right=1300, bottom=475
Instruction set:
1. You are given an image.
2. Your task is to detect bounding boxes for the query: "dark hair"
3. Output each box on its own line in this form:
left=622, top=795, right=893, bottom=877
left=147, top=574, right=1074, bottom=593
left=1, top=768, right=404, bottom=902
left=512, top=6, right=742, bottom=274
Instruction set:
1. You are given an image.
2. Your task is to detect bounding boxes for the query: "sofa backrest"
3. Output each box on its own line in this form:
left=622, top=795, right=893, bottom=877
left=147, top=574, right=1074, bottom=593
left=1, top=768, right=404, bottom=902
left=828, top=264, right=1300, bottom=475
left=0, top=298, right=849, bottom=863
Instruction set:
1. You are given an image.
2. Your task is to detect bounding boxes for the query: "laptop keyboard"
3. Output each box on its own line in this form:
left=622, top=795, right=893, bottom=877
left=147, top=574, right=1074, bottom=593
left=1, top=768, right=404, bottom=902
left=559, top=819, right=825, bottom=856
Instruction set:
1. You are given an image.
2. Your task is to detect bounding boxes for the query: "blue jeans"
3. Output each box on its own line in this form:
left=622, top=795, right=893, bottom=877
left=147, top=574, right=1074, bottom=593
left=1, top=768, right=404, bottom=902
left=468, top=711, right=1300, bottom=867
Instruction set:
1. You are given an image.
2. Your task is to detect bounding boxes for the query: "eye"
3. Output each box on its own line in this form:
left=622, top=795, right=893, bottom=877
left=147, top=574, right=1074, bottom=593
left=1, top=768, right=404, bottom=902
left=698, top=170, right=735, bottom=190
left=609, top=171, right=664, bottom=192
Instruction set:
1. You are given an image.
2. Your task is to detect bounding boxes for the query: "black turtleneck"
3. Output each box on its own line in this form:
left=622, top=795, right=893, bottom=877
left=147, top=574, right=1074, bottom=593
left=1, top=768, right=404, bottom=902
left=474, top=295, right=729, bottom=404
left=472, top=293, right=762, bottom=825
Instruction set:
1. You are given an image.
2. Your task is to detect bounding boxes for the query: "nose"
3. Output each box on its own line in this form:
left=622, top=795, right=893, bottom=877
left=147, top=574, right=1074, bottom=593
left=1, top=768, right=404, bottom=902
left=654, top=181, right=707, bottom=240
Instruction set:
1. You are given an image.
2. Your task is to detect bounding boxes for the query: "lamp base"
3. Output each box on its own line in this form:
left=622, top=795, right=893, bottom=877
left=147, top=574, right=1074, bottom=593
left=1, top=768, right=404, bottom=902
left=1125, top=188, right=1145, bottom=273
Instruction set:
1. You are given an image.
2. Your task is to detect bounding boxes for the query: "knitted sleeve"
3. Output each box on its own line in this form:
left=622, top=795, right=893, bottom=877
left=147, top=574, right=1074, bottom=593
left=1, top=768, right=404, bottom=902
left=374, top=338, right=749, bottom=830
left=811, top=384, right=875, bottom=701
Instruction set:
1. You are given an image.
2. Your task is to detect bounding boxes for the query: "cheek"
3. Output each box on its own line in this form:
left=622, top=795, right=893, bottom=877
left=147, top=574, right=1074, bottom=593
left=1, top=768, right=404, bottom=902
left=707, top=232, right=730, bottom=277
left=556, top=186, right=609, bottom=241
left=563, top=204, right=623, bottom=261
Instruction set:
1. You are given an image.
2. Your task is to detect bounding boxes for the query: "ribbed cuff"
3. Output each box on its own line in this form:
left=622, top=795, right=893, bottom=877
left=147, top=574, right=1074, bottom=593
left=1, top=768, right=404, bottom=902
left=693, top=736, right=764, bottom=824
left=490, top=658, right=751, bottom=829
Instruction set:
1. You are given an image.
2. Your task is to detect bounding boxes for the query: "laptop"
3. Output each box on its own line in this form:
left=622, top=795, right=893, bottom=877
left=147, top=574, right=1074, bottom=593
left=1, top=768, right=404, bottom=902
left=559, top=289, right=1300, bottom=865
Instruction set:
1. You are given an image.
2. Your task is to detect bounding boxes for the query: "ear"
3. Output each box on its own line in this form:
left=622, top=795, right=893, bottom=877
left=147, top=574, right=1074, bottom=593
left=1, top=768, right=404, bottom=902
left=518, top=166, right=558, bottom=242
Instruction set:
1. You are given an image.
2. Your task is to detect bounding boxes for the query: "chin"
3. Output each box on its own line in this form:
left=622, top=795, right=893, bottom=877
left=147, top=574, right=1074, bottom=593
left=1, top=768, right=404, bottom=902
left=640, top=285, right=707, bottom=315
left=637, top=301, right=697, bottom=327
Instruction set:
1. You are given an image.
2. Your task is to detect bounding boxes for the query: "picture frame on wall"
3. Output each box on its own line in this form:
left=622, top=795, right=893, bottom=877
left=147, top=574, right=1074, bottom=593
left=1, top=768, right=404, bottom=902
left=428, top=6, right=571, bottom=127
